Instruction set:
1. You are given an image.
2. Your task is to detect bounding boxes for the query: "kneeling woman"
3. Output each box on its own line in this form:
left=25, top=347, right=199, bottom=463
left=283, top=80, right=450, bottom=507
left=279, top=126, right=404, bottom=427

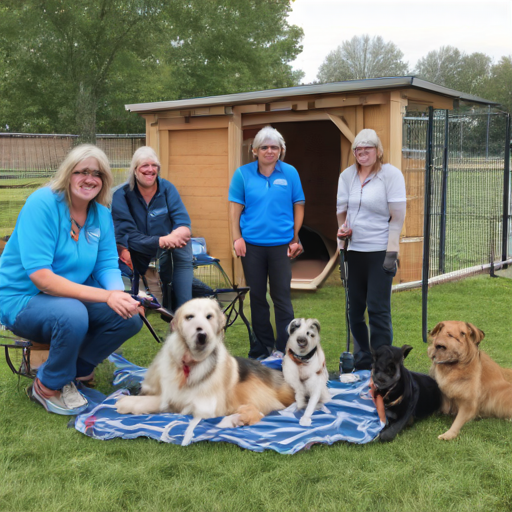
left=0, top=145, right=142, bottom=415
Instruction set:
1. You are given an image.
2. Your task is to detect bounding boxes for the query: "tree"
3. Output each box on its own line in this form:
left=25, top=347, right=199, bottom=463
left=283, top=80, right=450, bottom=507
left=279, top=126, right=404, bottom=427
left=316, top=35, right=408, bottom=83
left=0, top=0, right=166, bottom=141
left=482, top=56, right=512, bottom=113
left=135, top=0, right=304, bottom=103
left=414, top=46, right=492, bottom=95
left=0, top=0, right=304, bottom=137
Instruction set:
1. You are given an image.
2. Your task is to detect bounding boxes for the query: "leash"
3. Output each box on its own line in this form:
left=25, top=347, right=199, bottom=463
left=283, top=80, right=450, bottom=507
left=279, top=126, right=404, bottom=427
left=339, top=241, right=355, bottom=373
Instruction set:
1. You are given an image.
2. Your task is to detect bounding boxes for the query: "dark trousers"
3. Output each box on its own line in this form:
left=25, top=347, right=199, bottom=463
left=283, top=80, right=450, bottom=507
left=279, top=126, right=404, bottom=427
left=241, top=243, right=294, bottom=357
left=346, top=250, right=395, bottom=370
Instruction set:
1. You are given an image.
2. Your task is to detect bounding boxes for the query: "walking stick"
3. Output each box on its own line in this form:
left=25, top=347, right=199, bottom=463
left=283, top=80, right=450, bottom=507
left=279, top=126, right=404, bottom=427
left=339, top=241, right=355, bottom=373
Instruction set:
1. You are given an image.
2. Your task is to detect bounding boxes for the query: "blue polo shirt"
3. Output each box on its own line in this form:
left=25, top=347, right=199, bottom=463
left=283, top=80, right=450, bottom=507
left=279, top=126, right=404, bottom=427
left=228, top=160, right=305, bottom=246
left=0, top=187, right=123, bottom=328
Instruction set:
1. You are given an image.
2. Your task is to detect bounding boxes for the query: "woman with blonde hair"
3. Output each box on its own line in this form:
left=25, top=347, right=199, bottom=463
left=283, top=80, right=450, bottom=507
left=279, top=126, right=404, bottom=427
left=336, top=129, right=406, bottom=370
left=0, top=144, right=142, bottom=415
left=112, top=145, right=193, bottom=310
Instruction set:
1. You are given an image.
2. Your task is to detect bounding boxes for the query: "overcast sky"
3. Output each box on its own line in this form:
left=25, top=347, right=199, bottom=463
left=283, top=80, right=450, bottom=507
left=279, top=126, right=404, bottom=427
left=287, top=0, right=512, bottom=83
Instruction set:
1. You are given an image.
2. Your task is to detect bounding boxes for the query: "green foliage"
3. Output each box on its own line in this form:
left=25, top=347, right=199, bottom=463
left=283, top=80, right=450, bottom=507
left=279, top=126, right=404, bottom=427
left=147, top=0, right=305, bottom=101
left=484, top=56, right=512, bottom=114
left=1, top=275, right=512, bottom=511
left=0, top=0, right=304, bottom=137
left=316, top=35, right=409, bottom=83
left=414, top=46, right=493, bottom=95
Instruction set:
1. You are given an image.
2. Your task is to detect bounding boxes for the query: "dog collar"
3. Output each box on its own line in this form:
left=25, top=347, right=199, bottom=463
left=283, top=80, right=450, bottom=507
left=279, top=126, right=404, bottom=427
left=288, top=346, right=318, bottom=365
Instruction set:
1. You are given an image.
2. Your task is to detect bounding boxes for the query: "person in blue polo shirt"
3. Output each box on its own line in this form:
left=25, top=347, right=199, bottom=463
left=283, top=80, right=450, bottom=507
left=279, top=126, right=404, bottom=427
left=112, top=146, right=193, bottom=311
left=229, top=126, right=305, bottom=359
left=0, top=145, right=142, bottom=415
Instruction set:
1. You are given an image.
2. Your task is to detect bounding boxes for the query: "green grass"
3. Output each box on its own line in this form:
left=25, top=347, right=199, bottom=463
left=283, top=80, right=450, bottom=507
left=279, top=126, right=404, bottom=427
left=1, top=274, right=512, bottom=512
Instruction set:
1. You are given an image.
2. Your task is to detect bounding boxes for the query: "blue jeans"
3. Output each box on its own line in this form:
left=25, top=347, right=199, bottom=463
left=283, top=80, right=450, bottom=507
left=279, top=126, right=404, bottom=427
left=11, top=294, right=142, bottom=390
left=158, top=242, right=193, bottom=310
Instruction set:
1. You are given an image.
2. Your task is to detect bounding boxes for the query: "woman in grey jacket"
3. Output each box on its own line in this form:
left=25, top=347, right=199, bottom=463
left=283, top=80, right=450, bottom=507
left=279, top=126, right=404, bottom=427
left=336, top=129, right=406, bottom=370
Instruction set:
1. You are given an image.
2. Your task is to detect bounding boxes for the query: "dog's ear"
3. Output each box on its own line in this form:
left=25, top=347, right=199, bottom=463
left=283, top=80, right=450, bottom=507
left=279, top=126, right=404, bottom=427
left=401, top=345, right=413, bottom=360
left=428, top=322, right=444, bottom=341
left=287, top=319, right=301, bottom=335
left=465, top=323, right=485, bottom=346
left=214, top=300, right=226, bottom=334
left=310, top=319, right=321, bottom=334
left=170, top=303, right=184, bottom=333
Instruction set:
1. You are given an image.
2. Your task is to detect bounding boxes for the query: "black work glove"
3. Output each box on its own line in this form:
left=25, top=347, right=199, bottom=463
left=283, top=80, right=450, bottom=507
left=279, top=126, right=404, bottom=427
left=383, top=251, right=398, bottom=272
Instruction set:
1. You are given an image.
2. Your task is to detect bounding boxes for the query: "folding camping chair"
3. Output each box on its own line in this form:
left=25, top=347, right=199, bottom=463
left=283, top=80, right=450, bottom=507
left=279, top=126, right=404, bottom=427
left=1, top=239, right=257, bottom=379
left=126, top=238, right=256, bottom=345
left=0, top=325, right=48, bottom=380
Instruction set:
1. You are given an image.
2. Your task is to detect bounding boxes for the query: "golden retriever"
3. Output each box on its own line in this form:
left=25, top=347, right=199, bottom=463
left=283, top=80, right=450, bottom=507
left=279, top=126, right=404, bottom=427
left=116, top=298, right=294, bottom=435
left=282, top=318, right=330, bottom=427
left=428, top=321, right=512, bottom=440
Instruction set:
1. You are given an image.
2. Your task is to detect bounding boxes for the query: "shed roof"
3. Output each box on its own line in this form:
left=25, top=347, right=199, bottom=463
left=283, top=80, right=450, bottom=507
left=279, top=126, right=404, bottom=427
left=125, top=76, right=499, bottom=114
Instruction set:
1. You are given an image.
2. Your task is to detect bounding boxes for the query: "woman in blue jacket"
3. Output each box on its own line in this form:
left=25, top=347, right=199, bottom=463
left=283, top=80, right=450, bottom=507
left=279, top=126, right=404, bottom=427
left=111, top=146, right=193, bottom=310
left=0, top=145, right=142, bottom=415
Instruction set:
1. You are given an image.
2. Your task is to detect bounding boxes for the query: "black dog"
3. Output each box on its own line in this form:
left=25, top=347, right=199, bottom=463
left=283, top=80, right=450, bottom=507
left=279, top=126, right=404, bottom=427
left=372, top=345, right=442, bottom=442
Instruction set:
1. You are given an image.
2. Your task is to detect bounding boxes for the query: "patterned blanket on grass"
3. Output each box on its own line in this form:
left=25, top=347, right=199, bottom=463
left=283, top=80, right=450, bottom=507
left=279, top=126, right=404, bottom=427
left=74, top=353, right=384, bottom=454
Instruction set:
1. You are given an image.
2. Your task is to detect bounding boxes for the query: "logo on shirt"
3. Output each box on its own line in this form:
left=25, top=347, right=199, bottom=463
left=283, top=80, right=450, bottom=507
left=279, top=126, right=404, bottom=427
left=86, top=228, right=101, bottom=241
left=273, top=179, right=288, bottom=187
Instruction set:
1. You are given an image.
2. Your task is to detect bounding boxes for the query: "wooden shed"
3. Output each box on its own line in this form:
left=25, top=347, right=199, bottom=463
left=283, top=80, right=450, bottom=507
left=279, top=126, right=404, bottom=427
left=125, top=77, right=495, bottom=289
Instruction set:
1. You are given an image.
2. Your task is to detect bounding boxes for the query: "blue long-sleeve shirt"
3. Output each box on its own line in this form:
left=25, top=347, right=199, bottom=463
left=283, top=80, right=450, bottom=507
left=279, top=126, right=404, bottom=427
left=0, top=187, right=123, bottom=327
left=111, top=178, right=191, bottom=257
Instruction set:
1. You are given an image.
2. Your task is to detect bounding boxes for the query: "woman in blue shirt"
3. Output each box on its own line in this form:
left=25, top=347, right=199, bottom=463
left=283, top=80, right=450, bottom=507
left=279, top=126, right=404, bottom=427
left=0, top=145, right=142, bottom=415
left=229, top=126, right=305, bottom=359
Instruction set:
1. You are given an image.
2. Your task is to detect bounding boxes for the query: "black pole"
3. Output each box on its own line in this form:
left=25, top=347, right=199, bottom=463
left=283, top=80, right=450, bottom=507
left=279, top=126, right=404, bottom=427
left=439, top=110, right=449, bottom=274
left=502, top=113, right=511, bottom=264
left=422, top=107, right=434, bottom=343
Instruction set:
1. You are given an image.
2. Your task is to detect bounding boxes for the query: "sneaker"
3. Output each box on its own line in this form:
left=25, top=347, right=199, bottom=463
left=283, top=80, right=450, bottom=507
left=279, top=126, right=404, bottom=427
left=29, top=378, right=88, bottom=416
left=270, top=350, right=284, bottom=360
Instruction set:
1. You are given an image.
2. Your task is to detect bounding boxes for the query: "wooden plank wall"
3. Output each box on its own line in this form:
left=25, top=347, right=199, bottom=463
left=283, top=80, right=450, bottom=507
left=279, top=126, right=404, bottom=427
left=163, top=128, right=231, bottom=272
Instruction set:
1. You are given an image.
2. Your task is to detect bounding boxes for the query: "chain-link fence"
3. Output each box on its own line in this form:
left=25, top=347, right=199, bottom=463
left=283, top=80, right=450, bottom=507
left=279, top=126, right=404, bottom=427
left=403, top=107, right=511, bottom=343
left=402, top=108, right=510, bottom=280
left=0, top=133, right=145, bottom=240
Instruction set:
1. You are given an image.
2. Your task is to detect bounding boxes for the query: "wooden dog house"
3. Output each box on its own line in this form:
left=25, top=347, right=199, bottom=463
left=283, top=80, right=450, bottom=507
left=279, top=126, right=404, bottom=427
left=126, top=77, right=495, bottom=289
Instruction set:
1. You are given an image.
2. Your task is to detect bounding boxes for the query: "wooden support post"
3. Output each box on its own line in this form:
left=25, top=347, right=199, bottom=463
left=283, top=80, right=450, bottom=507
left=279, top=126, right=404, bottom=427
left=229, top=109, right=244, bottom=285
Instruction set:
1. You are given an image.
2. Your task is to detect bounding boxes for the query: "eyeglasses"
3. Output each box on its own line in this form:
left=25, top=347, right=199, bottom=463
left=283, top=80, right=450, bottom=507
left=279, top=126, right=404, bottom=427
left=138, top=163, right=160, bottom=171
left=259, top=146, right=280, bottom=152
left=354, top=147, right=376, bottom=156
left=72, top=169, right=102, bottom=178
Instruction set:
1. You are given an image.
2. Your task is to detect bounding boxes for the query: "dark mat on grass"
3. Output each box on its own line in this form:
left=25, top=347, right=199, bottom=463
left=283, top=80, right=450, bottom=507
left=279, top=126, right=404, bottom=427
left=74, top=354, right=384, bottom=454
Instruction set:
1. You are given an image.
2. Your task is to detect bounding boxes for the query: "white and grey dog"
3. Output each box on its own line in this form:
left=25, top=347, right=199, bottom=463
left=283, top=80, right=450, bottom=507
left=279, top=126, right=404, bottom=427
left=282, top=318, right=330, bottom=426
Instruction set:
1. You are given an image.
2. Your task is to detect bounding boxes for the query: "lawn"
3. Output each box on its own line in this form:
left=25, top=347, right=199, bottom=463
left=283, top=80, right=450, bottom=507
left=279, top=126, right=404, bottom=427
left=1, top=274, right=512, bottom=512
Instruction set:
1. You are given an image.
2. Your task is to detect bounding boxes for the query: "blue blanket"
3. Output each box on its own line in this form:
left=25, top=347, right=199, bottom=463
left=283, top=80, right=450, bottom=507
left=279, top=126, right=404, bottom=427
left=74, top=354, right=384, bottom=454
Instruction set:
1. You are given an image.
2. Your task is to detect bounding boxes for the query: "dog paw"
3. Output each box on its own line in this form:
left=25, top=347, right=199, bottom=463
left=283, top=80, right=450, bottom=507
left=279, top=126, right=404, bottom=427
left=237, top=404, right=264, bottom=425
left=299, top=415, right=312, bottom=427
left=378, top=429, right=397, bottom=442
left=438, top=430, right=458, bottom=441
left=115, top=396, right=135, bottom=415
left=217, top=414, right=243, bottom=429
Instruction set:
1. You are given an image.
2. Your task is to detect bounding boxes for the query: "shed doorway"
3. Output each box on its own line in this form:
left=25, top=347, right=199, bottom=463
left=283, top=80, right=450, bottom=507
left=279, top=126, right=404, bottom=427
left=242, top=120, right=344, bottom=289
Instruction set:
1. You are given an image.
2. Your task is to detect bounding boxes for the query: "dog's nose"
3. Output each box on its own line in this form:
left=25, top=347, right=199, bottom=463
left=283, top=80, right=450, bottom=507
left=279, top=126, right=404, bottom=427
left=196, top=332, right=207, bottom=345
left=297, top=336, right=308, bottom=348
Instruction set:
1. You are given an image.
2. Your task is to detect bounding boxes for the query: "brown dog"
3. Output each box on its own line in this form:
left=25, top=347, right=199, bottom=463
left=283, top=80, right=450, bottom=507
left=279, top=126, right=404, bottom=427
left=428, top=321, right=512, bottom=440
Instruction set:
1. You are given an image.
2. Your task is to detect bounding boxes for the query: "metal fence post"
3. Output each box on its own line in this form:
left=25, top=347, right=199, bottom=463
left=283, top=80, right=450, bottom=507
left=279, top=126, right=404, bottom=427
left=502, top=113, right=511, bottom=264
left=439, top=110, right=449, bottom=274
left=422, top=107, right=434, bottom=344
